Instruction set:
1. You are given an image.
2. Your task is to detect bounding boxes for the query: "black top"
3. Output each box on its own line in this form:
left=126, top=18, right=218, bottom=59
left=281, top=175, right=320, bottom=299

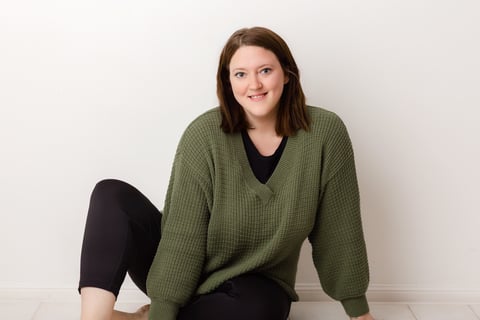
left=241, top=131, right=288, bottom=184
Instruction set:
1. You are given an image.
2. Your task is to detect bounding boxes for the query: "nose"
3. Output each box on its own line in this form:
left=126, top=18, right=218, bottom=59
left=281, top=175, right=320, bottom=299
left=249, top=75, right=262, bottom=90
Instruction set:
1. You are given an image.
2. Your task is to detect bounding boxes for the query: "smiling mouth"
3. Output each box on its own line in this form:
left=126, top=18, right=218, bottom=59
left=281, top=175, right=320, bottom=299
left=248, top=93, right=267, bottom=100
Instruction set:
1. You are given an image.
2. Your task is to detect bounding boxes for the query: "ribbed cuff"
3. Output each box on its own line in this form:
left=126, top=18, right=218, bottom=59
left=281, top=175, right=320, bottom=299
left=341, top=295, right=369, bottom=317
left=148, top=299, right=179, bottom=320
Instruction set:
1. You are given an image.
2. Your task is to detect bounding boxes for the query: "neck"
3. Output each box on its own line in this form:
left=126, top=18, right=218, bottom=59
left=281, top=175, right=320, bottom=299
left=248, top=124, right=277, bottom=135
left=246, top=114, right=278, bottom=137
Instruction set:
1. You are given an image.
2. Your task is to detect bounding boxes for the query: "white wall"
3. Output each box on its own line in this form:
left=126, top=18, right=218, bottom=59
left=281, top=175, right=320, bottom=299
left=1, top=0, right=479, bottom=299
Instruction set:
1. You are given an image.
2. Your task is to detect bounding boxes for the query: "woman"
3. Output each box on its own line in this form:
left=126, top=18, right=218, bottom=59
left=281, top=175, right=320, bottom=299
left=79, top=26, right=375, bottom=320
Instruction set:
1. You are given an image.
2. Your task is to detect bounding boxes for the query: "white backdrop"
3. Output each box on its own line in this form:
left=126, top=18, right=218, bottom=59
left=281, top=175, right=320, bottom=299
left=1, top=0, right=479, bottom=300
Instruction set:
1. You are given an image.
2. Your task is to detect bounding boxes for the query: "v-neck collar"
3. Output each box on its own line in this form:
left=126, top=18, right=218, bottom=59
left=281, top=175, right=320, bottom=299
left=241, top=130, right=288, bottom=159
left=231, top=131, right=299, bottom=203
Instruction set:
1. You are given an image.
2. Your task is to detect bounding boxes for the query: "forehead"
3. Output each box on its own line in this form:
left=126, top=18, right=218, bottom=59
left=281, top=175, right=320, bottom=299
left=229, top=45, right=281, bottom=69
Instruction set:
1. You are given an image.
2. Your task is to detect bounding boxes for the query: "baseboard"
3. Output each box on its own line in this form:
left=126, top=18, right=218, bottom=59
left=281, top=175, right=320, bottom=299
left=1, top=286, right=480, bottom=304
left=295, top=283, right=480, bottom=304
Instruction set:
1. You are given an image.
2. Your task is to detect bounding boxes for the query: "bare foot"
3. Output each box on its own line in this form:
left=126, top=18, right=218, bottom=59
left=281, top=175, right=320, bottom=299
left=133, top=305, right=150, bottom=320
left=112, top=305, right=149, bottom=320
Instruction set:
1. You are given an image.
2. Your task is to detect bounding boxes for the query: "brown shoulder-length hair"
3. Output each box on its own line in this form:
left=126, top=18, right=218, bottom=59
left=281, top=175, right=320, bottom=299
left=217, top=27, right=310, bottom=136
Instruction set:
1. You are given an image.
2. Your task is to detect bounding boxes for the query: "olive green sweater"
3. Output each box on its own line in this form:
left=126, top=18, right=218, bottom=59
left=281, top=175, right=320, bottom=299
left=146, top=106, right=370, bottom=319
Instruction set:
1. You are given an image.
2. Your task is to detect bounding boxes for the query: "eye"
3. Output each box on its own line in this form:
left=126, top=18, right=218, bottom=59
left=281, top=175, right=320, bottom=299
left=234, top=71, right=246, bottom=78
left=260, top=68, right=272, bottom=75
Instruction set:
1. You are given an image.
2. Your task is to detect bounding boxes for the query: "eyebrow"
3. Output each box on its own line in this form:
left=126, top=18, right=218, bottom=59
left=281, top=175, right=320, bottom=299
left=231, top=64, right=273, bottom=72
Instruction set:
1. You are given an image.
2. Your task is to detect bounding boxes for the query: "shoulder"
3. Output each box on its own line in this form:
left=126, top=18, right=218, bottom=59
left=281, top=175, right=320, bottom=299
left=306, top=105, right=349, bottom=138
left=307, top=106, right=355, bottom=177
left=186, top=107, right=222, bottom=133
left=176, top=107, right=223, bottom=153
left=181, top=107, right=222, bottom=138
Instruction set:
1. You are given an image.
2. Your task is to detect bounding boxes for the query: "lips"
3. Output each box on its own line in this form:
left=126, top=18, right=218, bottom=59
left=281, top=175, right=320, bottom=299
left=248, top=92, right=267, bottom=101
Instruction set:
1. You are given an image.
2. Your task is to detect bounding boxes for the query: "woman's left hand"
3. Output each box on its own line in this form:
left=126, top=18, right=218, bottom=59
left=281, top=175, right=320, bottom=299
left=351, top=312, right=375, bottom=320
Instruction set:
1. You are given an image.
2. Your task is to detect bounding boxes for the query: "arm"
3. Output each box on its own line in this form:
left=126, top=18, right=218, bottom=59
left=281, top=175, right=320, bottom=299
left=146, top=145, right=212, bottom=320
left=308, top=115, right=370, bottom=318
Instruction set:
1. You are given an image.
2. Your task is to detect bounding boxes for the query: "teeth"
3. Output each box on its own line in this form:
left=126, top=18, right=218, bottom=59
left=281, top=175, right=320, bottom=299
left=250, top=94, right=265, bottom=98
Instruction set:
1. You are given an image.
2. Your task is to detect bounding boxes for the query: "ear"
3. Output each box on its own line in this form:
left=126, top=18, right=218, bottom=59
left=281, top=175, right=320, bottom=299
left=283, top=68, right=290, bottom=85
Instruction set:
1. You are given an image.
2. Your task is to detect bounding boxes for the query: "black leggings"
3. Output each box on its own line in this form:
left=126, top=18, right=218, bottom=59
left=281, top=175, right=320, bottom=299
left=79, top=179, right=291, bottom=320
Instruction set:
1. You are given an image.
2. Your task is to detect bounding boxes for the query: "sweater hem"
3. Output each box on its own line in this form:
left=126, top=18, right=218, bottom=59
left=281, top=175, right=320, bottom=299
left=148, top=299, right=180, bottom=320
left=341, top=295, right=369, bottom=317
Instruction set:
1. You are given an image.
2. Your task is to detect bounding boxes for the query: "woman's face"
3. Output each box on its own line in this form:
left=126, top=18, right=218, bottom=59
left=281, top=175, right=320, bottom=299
left=228, top=45, right=288, bottom=126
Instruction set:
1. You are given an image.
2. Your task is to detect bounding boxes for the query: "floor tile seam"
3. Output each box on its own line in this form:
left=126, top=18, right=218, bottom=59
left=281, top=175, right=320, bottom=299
left=468, top=305, right=480, bottom=320
left=407, top=304, right=419, bottom=320
left=30, top=301, right=42, bottom=320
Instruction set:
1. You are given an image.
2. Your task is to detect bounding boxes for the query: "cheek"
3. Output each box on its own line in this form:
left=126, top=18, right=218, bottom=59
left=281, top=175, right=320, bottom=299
left=230, top=81, right=245, bottom=96
left=229, top=84, right=242, bottom=103
left=274, top=74, right=287, bottom=89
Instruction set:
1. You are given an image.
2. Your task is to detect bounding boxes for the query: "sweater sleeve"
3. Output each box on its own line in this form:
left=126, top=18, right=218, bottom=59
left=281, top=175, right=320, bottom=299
left=146, top=135, right=212, bottom=320
left=308, top=115, right=370, bottom=317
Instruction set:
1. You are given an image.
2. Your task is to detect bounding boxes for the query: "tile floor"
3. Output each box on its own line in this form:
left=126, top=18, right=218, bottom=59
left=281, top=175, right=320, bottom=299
left=1, top=300, right=480, bottom=320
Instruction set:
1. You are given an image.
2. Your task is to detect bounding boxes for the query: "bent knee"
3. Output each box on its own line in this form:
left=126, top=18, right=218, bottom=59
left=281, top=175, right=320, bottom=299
left=90, top=179, right=135, bottom=203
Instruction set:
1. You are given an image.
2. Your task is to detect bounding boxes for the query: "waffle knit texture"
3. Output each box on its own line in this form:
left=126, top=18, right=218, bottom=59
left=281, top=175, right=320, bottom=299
left=146, top=106, right=370, bottom=319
